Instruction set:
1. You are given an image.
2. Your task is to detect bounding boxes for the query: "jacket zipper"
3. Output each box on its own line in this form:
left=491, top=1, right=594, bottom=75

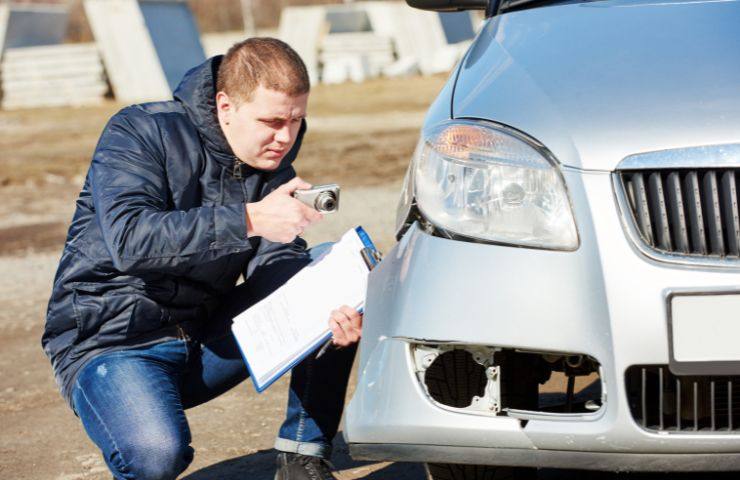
left=233, top=158, right=244, bottom=179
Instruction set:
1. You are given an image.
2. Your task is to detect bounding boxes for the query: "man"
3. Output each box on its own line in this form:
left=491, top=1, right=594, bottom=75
left=42, top=38, right=362, bottom=480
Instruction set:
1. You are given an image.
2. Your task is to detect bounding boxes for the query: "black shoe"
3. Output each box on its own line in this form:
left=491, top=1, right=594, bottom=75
left=274, top=452, right=337, bottom=480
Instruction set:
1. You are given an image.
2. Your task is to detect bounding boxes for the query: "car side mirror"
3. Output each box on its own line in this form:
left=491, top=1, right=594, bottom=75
left=406, top=0, right=489, bottom=11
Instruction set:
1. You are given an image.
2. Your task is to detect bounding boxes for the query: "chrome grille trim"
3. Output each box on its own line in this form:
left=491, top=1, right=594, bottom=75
left=613, top=165, right=740, bottom=268
left=618, top=144, right=740, bottom=170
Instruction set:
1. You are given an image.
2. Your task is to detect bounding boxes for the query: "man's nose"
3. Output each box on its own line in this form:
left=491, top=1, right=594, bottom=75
left=275, top=125, right=291, bottom=144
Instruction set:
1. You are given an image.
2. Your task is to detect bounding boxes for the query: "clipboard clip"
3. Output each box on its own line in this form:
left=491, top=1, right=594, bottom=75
left=361, top=247, right=382, bottom=271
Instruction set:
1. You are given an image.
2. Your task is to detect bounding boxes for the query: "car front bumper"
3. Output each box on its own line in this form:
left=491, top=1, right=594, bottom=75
left=344, top=169, right=740, bottom=471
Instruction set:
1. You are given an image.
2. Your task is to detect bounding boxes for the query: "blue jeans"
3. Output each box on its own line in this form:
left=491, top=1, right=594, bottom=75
left=71, top=245, right=357, bottom=480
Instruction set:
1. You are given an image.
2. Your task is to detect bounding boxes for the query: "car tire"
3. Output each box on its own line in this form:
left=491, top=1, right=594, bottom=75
left=425, top=463, right=537, bottom=480
left=424, top=349, right=488, bottom=408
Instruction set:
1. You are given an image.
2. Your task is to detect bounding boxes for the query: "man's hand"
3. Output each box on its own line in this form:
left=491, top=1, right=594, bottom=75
left=329, top=305, right=363, bottom=348
left=245, top=177, right=323, bottom=243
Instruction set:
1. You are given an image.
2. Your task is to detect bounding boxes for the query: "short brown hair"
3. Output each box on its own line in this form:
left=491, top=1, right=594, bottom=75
left=216, top=37, right=310, bottom=103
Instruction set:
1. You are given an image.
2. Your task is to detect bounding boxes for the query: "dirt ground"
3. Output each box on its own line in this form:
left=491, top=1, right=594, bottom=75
left=0, top=75, right=731, bottom=480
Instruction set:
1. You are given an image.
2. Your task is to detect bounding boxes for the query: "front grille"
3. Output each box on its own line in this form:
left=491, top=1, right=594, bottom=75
left=618, top=169, right=740, bottom=258
left=626, top=366, right=740, bottom=433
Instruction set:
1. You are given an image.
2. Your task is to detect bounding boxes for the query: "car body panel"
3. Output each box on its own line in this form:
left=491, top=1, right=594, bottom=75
left=345, top=168, right=740, bottom=464
left=452, top=0, right=740, bottom=170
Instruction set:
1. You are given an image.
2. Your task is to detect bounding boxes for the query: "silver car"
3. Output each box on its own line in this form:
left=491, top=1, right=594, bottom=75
left=343, top=0, right=740, bottom=477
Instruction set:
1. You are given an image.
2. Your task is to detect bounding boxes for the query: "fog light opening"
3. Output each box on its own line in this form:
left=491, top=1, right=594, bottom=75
left=499, top=349, right=603, bottom=415
left=412, top=343, right=603, bottom=417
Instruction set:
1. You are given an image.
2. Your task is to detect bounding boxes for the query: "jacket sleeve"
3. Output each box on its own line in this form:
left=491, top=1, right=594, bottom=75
left=90, top=108, right=252, bottom=274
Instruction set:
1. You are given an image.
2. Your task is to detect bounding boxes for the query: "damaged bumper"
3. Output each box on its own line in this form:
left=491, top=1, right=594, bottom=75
left=343, top=170, right=740, bottom=471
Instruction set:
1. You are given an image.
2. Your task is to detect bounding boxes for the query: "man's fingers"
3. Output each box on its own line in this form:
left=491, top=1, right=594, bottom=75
left=329, top=317, right=350, bottom=347
left=276, top=176, right=312, bottom=195
left=338, top=305, right=363, bottom=330
left=329, top=318, right=344, bottom=343
left=329, top=310, right=360, bottom=347
left=300, top=203, right=324, bottom=223
left=252, top=176, right=323, bottom=243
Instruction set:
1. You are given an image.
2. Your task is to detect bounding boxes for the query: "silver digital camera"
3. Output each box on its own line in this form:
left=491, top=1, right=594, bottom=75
left=292, top=183, right=340, bottom=214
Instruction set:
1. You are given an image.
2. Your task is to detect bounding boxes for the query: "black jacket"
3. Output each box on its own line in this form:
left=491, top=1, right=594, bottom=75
left=42, top=56, right=308, bottom=406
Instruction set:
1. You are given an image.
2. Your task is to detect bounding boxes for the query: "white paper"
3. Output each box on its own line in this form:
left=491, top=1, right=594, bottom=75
left=232, top=228, right=370, bottom=390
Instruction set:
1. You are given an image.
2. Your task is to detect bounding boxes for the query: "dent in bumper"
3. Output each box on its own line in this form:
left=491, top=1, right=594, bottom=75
left=345, top=222, right=740, bottom=456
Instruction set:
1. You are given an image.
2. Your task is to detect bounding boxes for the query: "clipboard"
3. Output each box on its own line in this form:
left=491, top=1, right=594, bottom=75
left=232, top=227, right=381, bottom=392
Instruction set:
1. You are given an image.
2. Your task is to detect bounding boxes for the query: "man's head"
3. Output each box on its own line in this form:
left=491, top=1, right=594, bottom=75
left=215, top=38, right=310, bottom=171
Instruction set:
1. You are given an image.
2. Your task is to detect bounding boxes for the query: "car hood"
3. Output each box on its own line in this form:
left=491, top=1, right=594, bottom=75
left=452, top=0, right=740, bottom=171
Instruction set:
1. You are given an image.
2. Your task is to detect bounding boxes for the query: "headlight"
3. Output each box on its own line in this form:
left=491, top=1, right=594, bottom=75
left=403, top=119, right=578, bottom=250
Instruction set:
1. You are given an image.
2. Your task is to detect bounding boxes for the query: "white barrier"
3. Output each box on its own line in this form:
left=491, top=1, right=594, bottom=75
left=201, top=31, right=247, bottom=58
left=0, top=4, right=8, bottom=54
left=1, top=43, right=108, bottom=109
left=200, top=29, right=278, bottom=58
left=83, top=0, right=170, bottom=103
left=84, top=0, right=206, bottom=103
left=320, top=32, right=394, bottom=78
left=279, top=1, right=476, bottom=83
left=279, top=6, right=325, bottom=85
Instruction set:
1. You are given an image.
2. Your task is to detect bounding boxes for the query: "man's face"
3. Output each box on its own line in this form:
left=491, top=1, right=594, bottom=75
left=216, top=85, right=308, bottom=171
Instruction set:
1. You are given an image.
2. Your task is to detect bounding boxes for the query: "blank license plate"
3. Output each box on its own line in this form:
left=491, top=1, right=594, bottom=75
left=671, top=293, right=740, bottom=363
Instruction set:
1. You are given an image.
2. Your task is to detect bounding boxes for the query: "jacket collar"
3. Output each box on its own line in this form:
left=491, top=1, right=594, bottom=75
left=174, top=56, right=233, bottom=162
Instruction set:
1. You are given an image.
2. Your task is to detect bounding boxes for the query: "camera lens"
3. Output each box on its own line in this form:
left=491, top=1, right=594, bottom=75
left=314, top=192, right=337, bottom=212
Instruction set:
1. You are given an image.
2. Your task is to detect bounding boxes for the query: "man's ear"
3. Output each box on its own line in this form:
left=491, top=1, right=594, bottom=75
left=216, top=91, right=232, bottom=117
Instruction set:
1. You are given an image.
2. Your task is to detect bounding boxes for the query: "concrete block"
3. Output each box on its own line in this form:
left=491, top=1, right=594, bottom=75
left=279, top=6, right=326, bottom=85
left=202, top=30, right=246, bottom=58
left=322, top=55, right=373, bottom=84
left=83, top=0, right=170, bottom=103
left=382, top=56, right=419, bottom=78
left=0, top=43, right=109, bottom=109
left=321, top=32, right=394, bottom=77
left=0, top=4, right=8, bottom=55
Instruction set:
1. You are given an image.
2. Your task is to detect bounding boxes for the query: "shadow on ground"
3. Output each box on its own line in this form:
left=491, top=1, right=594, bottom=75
left=183, top=440, right=740, bottom=480
left=183, top=449, right=424, bottom=480
left=182, top=430, right=740, bottom=480
left=183, top=435, right=425, bottom=479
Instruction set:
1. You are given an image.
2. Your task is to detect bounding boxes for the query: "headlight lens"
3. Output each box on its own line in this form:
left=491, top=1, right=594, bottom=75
left=412, top=120, right=578, bottom=250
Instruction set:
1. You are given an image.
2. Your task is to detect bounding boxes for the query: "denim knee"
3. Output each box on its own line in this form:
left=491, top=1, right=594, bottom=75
left=117, top=435, right=193, bottom=480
